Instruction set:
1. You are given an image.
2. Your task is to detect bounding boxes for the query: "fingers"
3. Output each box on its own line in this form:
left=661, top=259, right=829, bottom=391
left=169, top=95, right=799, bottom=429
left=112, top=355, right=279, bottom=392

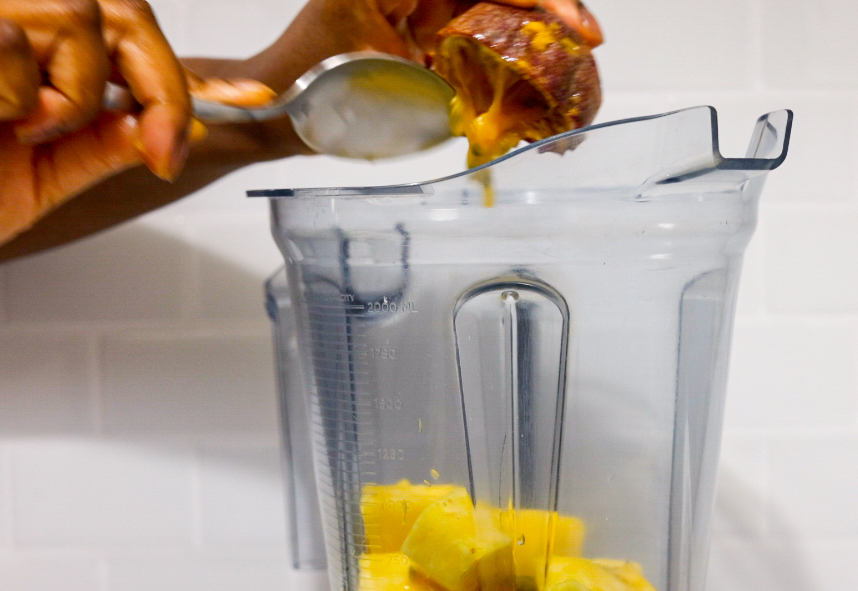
left=403, top=1, right=459, bottom=58
left=540, top=0, right=603, bottom=47
left=17, top=111, right=206, bottom=235
left=0, top=112, right=142, bottom=245
left=377, top=0, right=419, bottom=27
left=452, top=0, right=603, bottom=47
left=31, top=113, right=145, bottom=216
left=0, top=17, right=40, bottom=119
left=99, top=0, right=191, bottom=180
left=3, top=0, right=111, bottom=142
left=1, top=0, right=193, bottom=180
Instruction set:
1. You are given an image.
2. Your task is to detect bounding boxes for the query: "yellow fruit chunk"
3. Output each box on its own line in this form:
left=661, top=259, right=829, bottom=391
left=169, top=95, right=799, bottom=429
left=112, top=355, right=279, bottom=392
left=551, top=514, right=586, bottom=557
left=361, top=480, right=457, bottom=553
left=478, top=508, right=585, bottom=589
left=591, top=560, right=657, bottom=591
left=359, top=482, right=655, bottom=591
left=546, top=557, right=652, bottom=591
left=402, top=488, right=516, bottom=591
left=358, top=553, right=441, bottom=591
left=477, top=505, right=586, bottom=557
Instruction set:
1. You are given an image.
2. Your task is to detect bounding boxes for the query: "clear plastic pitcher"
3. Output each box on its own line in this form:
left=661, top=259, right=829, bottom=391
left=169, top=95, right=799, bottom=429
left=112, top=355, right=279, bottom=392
left=265, top=269, right=327, bottom=571
left=252, top=106, right=792, bottom=591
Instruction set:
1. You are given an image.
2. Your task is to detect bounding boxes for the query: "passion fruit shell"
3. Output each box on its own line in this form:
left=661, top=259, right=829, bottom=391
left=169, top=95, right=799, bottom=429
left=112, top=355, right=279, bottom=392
left=433, top=2, right=601, bottom=143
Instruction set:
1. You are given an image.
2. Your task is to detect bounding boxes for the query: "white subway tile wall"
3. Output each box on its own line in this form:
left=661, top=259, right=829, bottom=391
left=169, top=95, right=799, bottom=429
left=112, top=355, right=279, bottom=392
left=0, top=0, right=855, bottom=590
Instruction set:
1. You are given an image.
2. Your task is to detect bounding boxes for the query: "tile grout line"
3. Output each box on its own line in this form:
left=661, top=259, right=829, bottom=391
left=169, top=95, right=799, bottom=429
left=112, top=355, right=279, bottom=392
left=1, top=445, right=13, bottom=548
left=97, top=553, right=112, bottom=591
left=748, top=0, right=766, bottom=92
left=88, top=331, right=105, bottom=436
left=0, top=267, right=7, bottom=325
left=759, top=434, right=773, bottom=539
left=190, top=447, right=205, bottom=549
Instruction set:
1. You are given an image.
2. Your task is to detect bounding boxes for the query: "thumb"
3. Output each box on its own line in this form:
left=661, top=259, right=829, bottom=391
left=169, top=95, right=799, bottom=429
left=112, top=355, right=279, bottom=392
left=34, top=112, right=206, bottom=212
left=376, top=0, right=419, bottom=26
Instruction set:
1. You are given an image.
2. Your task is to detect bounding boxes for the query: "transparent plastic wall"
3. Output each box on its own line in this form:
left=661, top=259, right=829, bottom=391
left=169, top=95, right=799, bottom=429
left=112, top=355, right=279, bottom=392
left=256, top=108, right=792, bottom=591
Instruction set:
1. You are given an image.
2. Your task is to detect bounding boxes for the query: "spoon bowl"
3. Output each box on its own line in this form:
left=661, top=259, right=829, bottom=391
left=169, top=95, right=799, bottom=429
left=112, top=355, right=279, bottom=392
left=104, top=52, right=455, bottom=160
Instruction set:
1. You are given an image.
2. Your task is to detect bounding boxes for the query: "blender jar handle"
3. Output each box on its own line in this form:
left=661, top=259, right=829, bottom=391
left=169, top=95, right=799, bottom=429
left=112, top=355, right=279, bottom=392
left=453, top=276, right=570, bottom=512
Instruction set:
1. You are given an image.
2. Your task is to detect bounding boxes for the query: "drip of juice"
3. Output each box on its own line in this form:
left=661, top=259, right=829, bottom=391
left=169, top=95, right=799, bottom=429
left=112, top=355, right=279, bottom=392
left=440, top=22, right=580, bottom=207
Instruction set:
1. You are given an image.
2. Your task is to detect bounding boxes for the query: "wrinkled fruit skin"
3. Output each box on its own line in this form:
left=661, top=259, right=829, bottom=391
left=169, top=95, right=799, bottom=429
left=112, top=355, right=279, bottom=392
left=434, top=2, right=601, bottom=136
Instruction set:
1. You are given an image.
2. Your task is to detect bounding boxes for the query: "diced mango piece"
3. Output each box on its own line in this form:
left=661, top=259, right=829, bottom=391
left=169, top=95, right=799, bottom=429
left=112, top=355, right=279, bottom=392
left=497, top=507, right=549, bottom=587
left=550, top=513, right=587, bottom=557
left=361, top=479, right=457, bottom=553
left=546, top=557, right=644, bottom=591
left=402, top=488, right=517, bottom=591
left=401, top=488, right=480, bottom=591
left=478, top=506, right=586, bottom=557
left=359, top=481, right=656, bottom=591
left=358, top=553, right=441, bottom=591
left=474, top=527, right=517, bottom=591
left=591, top=560, right=657, bottom=591
left=469, top=505, right=587, bottom=588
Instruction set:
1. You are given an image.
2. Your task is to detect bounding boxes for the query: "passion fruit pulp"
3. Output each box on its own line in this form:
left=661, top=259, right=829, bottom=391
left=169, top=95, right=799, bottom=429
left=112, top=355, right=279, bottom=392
left=432, top=2, right=602, bottom=169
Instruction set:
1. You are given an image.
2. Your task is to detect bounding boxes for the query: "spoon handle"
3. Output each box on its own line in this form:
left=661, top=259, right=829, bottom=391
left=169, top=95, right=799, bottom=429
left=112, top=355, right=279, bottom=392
left=102, top=81, right=292, bottom=123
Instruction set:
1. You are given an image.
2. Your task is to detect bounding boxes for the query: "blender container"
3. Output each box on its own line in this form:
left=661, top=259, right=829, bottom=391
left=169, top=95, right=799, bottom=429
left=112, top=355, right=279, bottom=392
left=254, top=106, right=792, bottom=591
left=265, top=269, right=326, bottom=570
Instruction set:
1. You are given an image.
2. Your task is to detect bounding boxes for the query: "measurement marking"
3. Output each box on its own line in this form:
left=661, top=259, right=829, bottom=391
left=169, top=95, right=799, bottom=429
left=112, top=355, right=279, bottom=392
left=318, top=449, right=373, bottom=458
left=318, top=508, right=368, bottom=521
left=309, top=377, right=372, bottom=387
left=309, top=445, right=370, bottom=455
left=309, top=433, right=371, bottom=446
left=313, top=397, right=375, bottom=407
left=313, top=425, right=362, bottom=447
left=308, top=356, right=371, bottom=370
left=309, top=337, right=365, bottom=348
left=306, top=304, right=365, bottom=311
left=310, top=418, right=368, bottom=429
left=311, top=396, right=371, bottom=407
left=312, top=391, right=371, bottom=401
left=314, top=386, right=372, bottom=395
left=320, top=511, right=366, bottom=525
left=318, top=490, right=369, bottom=503
left=312, top=414, right=375, bottom=424
left=310, top=428, right=366, bottom=441
left=312, top=406, right=376, bottom=417
left=315, top=396, right=373, bottom=405
left=317, top=488, right=374, bottom=500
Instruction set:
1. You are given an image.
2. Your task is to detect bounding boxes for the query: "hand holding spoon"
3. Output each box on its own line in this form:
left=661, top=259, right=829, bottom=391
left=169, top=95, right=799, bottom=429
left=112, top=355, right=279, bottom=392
left=104, top=52, right=455, bottom=160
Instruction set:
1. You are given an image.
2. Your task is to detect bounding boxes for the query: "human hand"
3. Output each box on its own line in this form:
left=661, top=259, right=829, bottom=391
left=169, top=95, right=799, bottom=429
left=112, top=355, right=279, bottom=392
left=0, top=0, right=273, bottom=246
left=404, top=0, right=603, bottom=61
left=245, top=0, right=602, bottom=121
left=247, top=0, right=601, bottom=107
left=231, top=0, right=603, bottom=166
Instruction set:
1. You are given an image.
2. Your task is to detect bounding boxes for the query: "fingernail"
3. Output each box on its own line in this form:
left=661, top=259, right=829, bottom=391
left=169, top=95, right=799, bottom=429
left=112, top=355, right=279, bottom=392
left=162, top=117, right=207, bottom=181
left=125, top=116, right=155, bottom=174
left=130, top=130, right=145, bottom=155
left=579, top=7, right=603, bottom=46
left=163, top=136, right=190, bottom=182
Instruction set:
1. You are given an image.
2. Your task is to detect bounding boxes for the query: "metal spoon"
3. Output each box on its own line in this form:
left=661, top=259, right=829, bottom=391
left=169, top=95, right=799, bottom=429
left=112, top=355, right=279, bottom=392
left=103, top=52, right=455, bottom=160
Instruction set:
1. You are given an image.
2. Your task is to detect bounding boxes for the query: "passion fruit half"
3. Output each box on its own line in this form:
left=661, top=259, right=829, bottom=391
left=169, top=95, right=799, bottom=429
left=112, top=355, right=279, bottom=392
left=433, top=2, right=601, bottom=168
